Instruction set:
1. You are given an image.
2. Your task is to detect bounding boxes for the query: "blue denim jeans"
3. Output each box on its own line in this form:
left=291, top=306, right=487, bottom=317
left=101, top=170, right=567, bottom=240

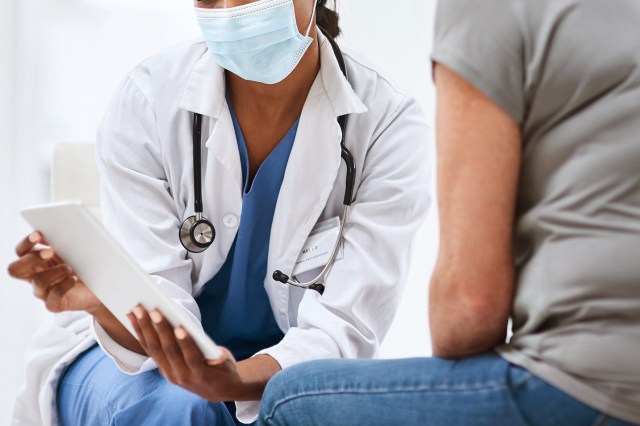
left=259, top=352, right=635, bottom=426
left=57, top=345, right=248, bottom=426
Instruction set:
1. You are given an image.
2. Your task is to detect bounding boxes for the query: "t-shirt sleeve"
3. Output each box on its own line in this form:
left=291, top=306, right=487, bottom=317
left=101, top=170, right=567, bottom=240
left=431, top=0, right=526, bottom=124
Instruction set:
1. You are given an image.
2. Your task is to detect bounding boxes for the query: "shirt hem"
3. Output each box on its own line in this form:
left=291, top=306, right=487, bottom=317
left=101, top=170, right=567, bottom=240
left=497, top=346, right=640, bottom=425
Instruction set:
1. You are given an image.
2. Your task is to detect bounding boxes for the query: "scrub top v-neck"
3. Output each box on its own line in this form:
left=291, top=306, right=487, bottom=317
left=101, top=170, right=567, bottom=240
left=195, top=97, right=299, bottom=362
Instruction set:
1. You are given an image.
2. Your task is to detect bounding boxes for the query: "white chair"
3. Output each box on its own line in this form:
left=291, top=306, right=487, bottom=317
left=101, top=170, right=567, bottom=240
left=51, top=143, right=101, bottom=220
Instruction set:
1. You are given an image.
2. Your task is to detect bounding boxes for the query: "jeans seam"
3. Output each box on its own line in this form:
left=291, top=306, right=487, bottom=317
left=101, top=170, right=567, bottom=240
left=264, top=384, right=507, bottom=423
left=509, top=371, right=535, bottom=392
left=591, top=414, right=609, bottom=426
left=505, top=368, right=535, bottom=426
left=504, top=380, right=534, bottom=426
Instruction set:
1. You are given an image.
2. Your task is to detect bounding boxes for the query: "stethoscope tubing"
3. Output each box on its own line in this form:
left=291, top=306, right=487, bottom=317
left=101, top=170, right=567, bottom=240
left=193, top=113, right=204, bottom=214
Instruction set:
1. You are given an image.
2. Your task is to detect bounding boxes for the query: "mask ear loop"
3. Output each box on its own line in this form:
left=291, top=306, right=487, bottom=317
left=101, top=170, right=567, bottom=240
left=304, top=1, right=317, bottom=37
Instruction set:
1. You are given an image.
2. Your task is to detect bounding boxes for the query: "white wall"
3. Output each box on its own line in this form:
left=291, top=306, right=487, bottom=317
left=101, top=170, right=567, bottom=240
left=0, top=1, right=437, bottom=424
left=338, top=1, right=438, bottom=361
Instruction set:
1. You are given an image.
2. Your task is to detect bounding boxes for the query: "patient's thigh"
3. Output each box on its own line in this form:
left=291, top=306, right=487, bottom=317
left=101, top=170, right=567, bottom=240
left=260, top=352, right=608, bottom=426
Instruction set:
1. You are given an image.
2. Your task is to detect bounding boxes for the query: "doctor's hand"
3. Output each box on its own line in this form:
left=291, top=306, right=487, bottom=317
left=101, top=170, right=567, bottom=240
left=7, top=232, right=102, bottom=314
left=128, top=306, right=282, bottom=402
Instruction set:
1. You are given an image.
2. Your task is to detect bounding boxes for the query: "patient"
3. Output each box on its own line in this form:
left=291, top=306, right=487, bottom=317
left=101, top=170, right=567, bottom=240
left=257, top=0, right=640, bottom=425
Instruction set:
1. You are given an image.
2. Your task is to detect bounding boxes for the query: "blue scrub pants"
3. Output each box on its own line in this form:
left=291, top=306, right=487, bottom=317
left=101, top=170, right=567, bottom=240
left=258, top=352, right=635, bottom=426
left=57, top=345, right=244, bottom=426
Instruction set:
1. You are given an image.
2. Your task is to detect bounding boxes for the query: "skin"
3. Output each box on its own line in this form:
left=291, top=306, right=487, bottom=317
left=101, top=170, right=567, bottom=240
left=429, top=64, right=522, bottom=359
left=7, top=0, right=320, bottom=403
left=199, top=0, right=320, bottom=179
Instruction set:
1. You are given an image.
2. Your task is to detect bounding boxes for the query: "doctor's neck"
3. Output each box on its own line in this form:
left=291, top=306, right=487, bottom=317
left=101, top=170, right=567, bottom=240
left=226, top=29, right=320, bottom=124
left=226, top=36, right=319, bottom=120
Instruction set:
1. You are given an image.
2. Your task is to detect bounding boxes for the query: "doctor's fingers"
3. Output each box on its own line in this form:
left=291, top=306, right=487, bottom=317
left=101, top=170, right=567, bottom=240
left=42, top=276, right=79, bottom=313
left=15, top=232, right=43, bottom=257
left=174, top=327, right=209, bottom=371
left=7, top=250, right=61, bottom=282
left=148, top=311, right=195, bottom=384
left=129, top=307, right=176, bottom=377
left=31, top=264, right=76, bottom=299
left=15, top=231, right=63, bottom=259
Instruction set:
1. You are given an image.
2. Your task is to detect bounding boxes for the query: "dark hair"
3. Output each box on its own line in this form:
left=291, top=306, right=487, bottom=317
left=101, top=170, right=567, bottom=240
left=316, top=0, right=340, bottom=38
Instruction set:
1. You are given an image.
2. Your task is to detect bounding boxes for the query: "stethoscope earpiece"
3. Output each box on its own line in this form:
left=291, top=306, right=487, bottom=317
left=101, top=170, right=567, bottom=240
left=179, top=213, right=216, bottom=253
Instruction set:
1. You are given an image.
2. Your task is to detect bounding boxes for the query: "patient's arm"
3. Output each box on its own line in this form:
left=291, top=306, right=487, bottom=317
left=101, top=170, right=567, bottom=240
left=429, top=64, right=521, bottom=359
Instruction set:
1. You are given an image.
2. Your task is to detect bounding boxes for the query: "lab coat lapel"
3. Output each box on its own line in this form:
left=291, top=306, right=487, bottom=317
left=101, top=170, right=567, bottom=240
left=204, top=105, right=243, bottom=192
left=267, top=33, right=368, bottom=329
left=180, top=50, right=226, bottom=119
left=198, top=108, right=244, bottom=280
left=180, top=50, right=243, bottom=191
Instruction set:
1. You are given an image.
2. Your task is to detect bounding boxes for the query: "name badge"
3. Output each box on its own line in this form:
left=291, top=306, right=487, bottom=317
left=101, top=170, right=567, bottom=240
left=292, top=216, right=344, bottom=276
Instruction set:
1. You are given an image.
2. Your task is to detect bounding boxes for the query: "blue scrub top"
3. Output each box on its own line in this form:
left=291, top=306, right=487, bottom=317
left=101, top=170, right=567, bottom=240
left=196, top=97, right=299, bottom=362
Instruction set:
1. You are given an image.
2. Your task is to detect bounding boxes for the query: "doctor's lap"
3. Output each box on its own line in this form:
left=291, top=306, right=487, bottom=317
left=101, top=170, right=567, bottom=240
left=8, top=0, right=431, bottom=425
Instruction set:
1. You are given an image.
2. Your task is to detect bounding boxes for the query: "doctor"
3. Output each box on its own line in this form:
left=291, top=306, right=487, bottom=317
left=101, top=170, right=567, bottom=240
left=8, top=0, right=430, bottom=424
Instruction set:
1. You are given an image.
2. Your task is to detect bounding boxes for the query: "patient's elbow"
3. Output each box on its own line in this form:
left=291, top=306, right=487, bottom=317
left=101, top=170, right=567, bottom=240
left=430, top=294, right=510, bottom=359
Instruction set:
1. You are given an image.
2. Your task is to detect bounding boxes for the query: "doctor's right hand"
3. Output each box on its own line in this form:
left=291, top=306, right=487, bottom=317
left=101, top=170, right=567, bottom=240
left=7, top=231, right=102, bottom=314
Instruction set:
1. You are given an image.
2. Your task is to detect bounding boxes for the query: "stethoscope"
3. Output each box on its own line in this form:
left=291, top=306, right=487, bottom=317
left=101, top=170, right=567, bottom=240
left=180, top=29, right=355, bottom=295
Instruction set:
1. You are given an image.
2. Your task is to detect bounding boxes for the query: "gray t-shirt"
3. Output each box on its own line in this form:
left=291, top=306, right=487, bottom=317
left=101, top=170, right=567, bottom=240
left=432, top=0, right=640, bottom=423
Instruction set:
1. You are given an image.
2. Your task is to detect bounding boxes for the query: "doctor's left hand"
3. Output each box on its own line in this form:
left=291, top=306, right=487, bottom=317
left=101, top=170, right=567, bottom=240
left=128, top=306, right=280, bottom=402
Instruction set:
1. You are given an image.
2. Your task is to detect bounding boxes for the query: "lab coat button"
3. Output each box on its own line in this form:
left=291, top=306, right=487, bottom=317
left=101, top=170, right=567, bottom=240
left=223, top=214, right=239, bottom=228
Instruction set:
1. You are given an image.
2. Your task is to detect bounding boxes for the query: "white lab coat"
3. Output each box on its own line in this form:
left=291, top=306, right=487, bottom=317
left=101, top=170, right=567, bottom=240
left=13, top=32, right=431, bottom=425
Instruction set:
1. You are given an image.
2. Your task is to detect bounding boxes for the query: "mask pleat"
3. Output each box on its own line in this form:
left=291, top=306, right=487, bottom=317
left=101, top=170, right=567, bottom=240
left=195, top=0, right=314, bottom=84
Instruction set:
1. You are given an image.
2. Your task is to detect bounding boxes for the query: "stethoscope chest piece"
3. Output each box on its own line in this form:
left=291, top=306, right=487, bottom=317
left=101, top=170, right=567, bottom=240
left=180, top=213, right=216, bottom=253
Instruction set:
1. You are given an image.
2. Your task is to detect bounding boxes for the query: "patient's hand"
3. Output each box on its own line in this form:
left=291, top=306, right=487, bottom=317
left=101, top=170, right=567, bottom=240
left=7, top=231, right=102, bottom=314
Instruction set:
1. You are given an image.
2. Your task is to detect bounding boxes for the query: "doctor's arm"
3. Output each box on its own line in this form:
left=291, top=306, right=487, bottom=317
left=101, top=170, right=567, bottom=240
left=7, top=233, right=145, bottom=355
left=429, top=64, right=521, bottom=359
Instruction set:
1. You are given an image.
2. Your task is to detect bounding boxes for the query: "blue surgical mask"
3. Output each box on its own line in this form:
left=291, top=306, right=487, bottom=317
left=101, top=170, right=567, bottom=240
left=195, top=0, right=316, bottom=85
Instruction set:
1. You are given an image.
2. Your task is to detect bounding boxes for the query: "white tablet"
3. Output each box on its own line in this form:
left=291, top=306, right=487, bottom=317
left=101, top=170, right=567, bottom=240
left=21, top=201, right=222, bottom=360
